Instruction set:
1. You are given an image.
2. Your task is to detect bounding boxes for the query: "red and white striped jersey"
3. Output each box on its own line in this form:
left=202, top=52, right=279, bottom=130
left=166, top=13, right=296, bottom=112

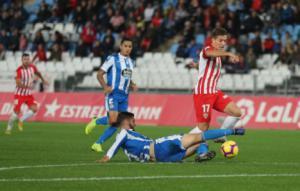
left=194, top=46, right=222, bottom=95
left=15, top=64, right=38, bottom=96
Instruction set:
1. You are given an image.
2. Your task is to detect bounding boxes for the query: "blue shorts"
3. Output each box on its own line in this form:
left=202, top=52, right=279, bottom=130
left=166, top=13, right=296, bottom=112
left=154, top=135, right=186, bottom=162
left=105, top=93, right=128, bottom=112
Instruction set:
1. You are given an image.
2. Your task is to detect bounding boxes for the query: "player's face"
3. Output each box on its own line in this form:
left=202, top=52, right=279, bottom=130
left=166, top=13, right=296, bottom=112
left=212, top=35, right=228, bottom=50
left=128, top=118, right=136, bottom=130
left=120, top=41, right=133, bottom=57
left=22, top=56, right=30, bottom=67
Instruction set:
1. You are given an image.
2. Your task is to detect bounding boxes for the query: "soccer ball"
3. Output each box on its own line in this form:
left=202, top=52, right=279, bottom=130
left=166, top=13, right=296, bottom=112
left=220, top=140, right=239, bottom=158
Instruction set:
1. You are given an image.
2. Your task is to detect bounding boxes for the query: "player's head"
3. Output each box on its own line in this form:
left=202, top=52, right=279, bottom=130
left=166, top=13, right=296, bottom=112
left=114, top=112, right=136, bottom=130
left=120, top=38, right=133, bottom=57
left=211, top=27, right=228, bottom=50
left=22, top=53, right=30, bottom=67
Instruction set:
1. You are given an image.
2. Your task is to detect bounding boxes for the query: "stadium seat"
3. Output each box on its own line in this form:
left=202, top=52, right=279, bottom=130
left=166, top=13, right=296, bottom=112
left=54, top=23, right=64, bottom=33
left=0, top=61, right=8, bottom=72
left=56, top=62, right=65, bottom=73
left=46, top=61, right=56, bottom=72
left=33, top=22, right=44, bottom=33
left=64, top=23, right=75, bottom=34
left=91, top=57, right=101, bottom=68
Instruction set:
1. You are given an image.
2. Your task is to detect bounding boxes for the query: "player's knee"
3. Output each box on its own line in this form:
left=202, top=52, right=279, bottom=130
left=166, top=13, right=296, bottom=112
left=30, top=106, right=38, bottom=113
left=232, top=109, right=242, bottom=118
left=198, top=123, right=209, bottom=131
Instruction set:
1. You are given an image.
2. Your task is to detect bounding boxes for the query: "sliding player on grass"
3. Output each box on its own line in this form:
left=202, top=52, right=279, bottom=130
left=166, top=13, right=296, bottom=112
left=97, top=112, right=245, bottom=163
left=186, top=27, right=243, bottom=162
left=85, top=38, right=138, bottom=152
left=5, top=53, right=48, bottom=135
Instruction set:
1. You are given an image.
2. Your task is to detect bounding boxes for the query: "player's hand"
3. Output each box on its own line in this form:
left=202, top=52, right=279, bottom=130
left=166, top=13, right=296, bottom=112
left=185, top=62, right=197, bottom=69
left=96, top=156, right=110, bottom=163
left=131, top=83, right=138, bottom=92
left=104, top=86, right=113, bottom=94
left=228, top=53, right=239, bottom=64
left=43, top=80, right=49, bottom=86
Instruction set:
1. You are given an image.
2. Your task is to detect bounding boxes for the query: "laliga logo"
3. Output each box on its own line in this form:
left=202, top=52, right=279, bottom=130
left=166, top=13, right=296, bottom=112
left=235, top=98, right=255, bottom=127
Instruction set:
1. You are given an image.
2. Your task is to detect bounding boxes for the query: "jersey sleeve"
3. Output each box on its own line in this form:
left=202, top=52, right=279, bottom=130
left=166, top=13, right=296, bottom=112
left=32, top=64, right=38, bottom=73
left=100, top=56, right=114, bottom=72
left=106, top=129, right=127, bottom=159
left=202, top=46, right=214, bottom=59
left=15, top=69, right=21, bottom=80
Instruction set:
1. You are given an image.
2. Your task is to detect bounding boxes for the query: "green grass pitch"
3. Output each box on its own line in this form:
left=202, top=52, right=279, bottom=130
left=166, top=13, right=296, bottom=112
left=0, top=121, right=300, bottom=191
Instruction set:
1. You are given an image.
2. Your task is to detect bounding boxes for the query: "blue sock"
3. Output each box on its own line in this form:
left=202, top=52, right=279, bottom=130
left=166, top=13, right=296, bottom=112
left=196, top=142, right=209, bottom=155
left=95, top=116, right=108, bottom=125
left=96, top=126, right=117, bottom=144
left=202, top=129, right=234, bottom=141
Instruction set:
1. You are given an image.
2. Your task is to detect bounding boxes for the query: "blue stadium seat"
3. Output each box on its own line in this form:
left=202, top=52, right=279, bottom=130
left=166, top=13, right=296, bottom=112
left=196, top=34, right=205, bottom=45
left=169, top=43, right=179, bottom=55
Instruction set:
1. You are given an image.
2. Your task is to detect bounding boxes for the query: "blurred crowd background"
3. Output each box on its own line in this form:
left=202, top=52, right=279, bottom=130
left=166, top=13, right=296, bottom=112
left=0, top=0, right=300, bottom=73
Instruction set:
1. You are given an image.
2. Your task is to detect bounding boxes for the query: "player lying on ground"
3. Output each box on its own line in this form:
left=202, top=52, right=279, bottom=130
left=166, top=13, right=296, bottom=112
left=186, top=27, right=243, bottom=162
left=5, top=53, right=48, bottom=135
left=85, top=38, right=138, bottom=152
left=97, top=112, right=245, bottom=163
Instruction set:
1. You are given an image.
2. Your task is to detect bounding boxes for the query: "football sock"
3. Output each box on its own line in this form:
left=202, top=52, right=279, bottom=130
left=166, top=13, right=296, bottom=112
left=96, top=116, right=108, bottom=125
left=7, top=112, right=18, bottom=131
left=202, top=129, right=234, bottom=141
left=96, top=126, right=117, bottom=144
left=20, top=110, right=35, bottom=122
left=220, top=116, right=240, bottom=129
left=196, top=142, right=209, bottom=155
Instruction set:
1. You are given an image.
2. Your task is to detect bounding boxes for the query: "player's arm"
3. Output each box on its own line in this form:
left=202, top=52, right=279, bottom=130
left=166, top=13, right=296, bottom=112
left=185, top=61, right=198, bottom=70
left=97, top=129, right=127, bottom=163
left=35, top=70, right=48, bottom=85
left=129, top=80, right=138, bottom=91
left=97, top=69, right=113, bottom=94
left=16, top=78, right=29, bottom=89
left=97, top=57, right=114, bottom=94
left=205, top=49, right=239, bottom=63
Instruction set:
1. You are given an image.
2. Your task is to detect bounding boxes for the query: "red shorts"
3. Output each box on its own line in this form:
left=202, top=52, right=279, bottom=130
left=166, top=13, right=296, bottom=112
left=14, top=95, right=37, bottom=113
left=193, top=90, right=232, bottom=123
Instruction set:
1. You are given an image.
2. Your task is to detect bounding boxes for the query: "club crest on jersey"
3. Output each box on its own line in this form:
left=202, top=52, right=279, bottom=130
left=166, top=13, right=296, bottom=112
left=203, top=113, right=209, bottom=119
left=122, top=69, right=132, bottom=78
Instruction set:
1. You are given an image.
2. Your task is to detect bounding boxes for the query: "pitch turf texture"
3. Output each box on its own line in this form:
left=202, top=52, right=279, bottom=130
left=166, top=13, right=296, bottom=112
left=0, top=122, right=299, bottom=191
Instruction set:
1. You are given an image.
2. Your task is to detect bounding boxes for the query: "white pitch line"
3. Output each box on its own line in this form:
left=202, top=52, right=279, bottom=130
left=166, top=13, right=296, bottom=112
left=0, top=174, right=300, bottom=182
left=0, top=161, right=300, bottom=172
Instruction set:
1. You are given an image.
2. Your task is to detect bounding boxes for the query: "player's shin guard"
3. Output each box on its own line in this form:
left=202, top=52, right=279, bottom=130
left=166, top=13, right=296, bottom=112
left=96, top=116, right=108, bottom=125
left=96, top=126, right=117, bottom=144
left=20, top=110, right=35, bottom=122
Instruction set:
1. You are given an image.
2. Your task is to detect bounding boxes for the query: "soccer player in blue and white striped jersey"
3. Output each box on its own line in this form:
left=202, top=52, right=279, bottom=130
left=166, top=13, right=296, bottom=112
left=98, top=112, right=245, bottom=163
left=85, top=38, right=138, bottom=152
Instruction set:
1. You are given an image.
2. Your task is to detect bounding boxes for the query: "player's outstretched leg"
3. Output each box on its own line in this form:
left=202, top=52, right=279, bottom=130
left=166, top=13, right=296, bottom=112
left=91, top=126, right=117, bottom=152
left=18, top=109, right=35, bottom=131
left=194, top=128, right=245, bottom=162
left=5, top=112, right=19, bottom=135
left=215, top=102, right=242, bottom=143
left=85, top=116, right=108, bottom=135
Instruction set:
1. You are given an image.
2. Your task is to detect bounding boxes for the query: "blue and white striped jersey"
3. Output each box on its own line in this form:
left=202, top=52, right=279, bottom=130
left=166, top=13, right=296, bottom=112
left=101, top=53, right=134, bottom=95
left=106, top=129, right=153, bottom=162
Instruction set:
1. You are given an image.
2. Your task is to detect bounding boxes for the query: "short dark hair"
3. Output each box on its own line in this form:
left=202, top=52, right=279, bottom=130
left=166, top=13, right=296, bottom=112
left=121, top=38, right=133, bottom=44
left=22, top=53, right=30, bottom=57
left=113, top=112, right=135, bottom=127
left=211, top=27, right=228, bottom=38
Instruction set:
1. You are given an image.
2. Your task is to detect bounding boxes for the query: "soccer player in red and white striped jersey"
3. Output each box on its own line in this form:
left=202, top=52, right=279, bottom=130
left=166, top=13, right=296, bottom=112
left=5, top=53, right=48, bottom=135
left=187, top=28, right=243, bottom=162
